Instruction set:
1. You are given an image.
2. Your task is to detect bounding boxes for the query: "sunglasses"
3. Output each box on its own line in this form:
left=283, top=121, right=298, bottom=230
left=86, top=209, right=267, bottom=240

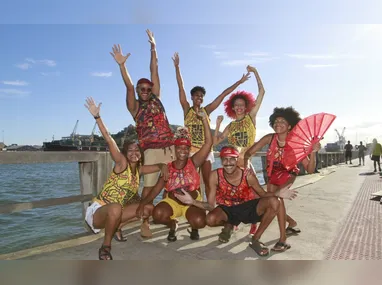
left=140, top=87, right=152, bottom=93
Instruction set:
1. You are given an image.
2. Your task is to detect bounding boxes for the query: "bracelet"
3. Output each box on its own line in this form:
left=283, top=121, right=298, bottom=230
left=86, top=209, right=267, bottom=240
left=94, top=115, right=100, bottom=119
left=151, top=48, right=156, bottom=51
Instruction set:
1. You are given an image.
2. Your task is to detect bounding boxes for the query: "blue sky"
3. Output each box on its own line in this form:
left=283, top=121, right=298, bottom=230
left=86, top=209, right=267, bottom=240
left=1, top=1, right=382, bottom=146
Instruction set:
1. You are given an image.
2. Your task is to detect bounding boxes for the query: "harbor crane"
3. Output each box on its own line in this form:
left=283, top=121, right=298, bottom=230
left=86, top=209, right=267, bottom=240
left=335, top=127, right=346, bottom=151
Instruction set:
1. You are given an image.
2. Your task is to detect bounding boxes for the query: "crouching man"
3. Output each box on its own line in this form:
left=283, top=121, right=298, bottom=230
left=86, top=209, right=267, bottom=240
left=174, top=145, right=297, bottom=256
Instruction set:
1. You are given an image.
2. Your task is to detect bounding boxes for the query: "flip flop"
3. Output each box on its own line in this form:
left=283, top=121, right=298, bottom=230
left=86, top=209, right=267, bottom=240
left=218, top=227, right=233, bottom=243
left=286, top=227, right=301, bottom=236
left=271, top=241, right=291, bottom=252
left=249, top=240, right=269, bottom=256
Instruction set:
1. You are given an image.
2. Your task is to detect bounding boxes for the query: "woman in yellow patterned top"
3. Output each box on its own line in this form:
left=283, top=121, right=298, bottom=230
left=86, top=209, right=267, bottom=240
left=213, top=65, right=265, bottom=236
left=214, top=65, right=265, bottom=168
left=172, top=52, right=250, bottom=197
left=84, top=97, right=169, bottom=260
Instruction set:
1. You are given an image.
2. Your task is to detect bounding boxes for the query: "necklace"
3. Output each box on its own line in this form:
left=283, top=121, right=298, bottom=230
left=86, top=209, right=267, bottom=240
left=277, top=137, right=286, bottom=144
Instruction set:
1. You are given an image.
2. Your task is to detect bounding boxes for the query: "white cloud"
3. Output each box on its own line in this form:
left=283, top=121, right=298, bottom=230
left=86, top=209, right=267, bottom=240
left=244, top=52, right=270, bottom=57
left=90, top=72, right=112, bottom=77
left=286, top=54, right=338, bottom=60
left=26, top=58, right=56, bottom=67
left=40, top=71, right=61, bottom=76
left=0, top=89, right=30, bottom=98
left=15, top=63, right=32, bottom=70
left=1, top=80, right=29, bottom=86
left=222, top=57, right=277, bottom=66
left=304, top=64, right=339, bottom=69
left=199, top=44, right=217, bottom=49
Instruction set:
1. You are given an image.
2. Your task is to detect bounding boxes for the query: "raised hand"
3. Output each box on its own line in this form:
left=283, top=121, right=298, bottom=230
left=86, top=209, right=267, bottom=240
left=277, top=183, right=298, bottom=200
left=216, top=115, right=224, bottom=124
left=84, top=97, right=101, bottom=117
left=146, top=29, right=156, bottom=48
left=239, top=72, right=251, bottom=84
left=312, top=142, right=321, bottom=153
left=174, top=189, right=194, bottom=205
left=196, top=109, right=207, bottom=121
left=172, top=52, right=180, bottom=67
left=110, top=44, right=130, bottom=66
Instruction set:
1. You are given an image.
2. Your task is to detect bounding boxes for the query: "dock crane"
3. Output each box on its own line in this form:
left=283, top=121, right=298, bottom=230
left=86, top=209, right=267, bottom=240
left=71, top=120, right=79, bottom=141
left=89, top=122, right=97, bottom=143
left=335, top=127, right=346, bottom=151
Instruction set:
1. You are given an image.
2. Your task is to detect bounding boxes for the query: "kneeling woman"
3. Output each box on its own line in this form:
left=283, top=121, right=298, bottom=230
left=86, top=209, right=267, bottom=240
left=84, top=97, right=168, bottom=260
left=137, top=111, right=213, bottom=241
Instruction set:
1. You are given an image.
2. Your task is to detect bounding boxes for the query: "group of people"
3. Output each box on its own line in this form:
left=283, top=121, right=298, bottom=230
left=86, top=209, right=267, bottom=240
left=345, top=140, right=382, bottom=172
left=84, top=30, right=320, bottom=260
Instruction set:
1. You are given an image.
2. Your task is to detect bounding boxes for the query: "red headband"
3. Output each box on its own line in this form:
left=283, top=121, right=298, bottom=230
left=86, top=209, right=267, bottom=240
left=137, top=78, right=154, bottom=86
left=220, top=147, right=239, bottom=158
left=174, top=138, right=191, bottom=147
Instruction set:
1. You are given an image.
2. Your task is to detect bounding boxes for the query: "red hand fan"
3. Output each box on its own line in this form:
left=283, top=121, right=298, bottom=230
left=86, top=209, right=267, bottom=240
left=284, top=112, right=336, bottom=166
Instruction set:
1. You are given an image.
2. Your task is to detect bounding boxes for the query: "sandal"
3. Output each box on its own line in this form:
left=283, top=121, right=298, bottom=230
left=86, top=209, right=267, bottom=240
left=271, top=241, right=291, bottom=252
left=249, top=239, right=269, bottom=256
left=113, top=229, right=127, bottom=242
left=167, top=229, right=177, bottom=242
left=286, top=227, right=301, bottom=236
left=218, top=226, right=233, bottom=243
left=187, top=228, right=200, bottom=240
left=98, top=245, right=113, bottom=260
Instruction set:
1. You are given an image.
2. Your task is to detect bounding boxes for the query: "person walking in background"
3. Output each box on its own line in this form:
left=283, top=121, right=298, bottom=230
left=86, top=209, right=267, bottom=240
left=357, top=141, right=367, bottom=166
left=370, top=138, right=382, bottom=172
left=345, top=141, right=353, bottom=164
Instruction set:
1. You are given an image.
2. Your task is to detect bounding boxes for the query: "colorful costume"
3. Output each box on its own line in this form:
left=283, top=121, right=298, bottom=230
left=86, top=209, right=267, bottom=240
left=135, top=93, right=175, bottom=187
left=86, top=166, right=140, bottom=233
left=266, top=134, right=299, bottom=186
left=158, top=158, right=202, bottom=219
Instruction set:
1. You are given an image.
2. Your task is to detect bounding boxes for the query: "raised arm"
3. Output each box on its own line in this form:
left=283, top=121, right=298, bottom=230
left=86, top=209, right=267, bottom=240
left=172, top=52, right=190, bottom=115
left=191, top=111, right=213, bottom=168
left=84, top=97, right=126, bottom=170
left=174, top=170, right=217, bottom=211
left=110, top=44, right=138, bottom=116
left=246, top=65, right=265, bottom=123
left=146, top=29, right=160, bottom=97
left=205, top=73, right=250, bottom=115
left=244, top=134, right=273, bottom=168
left=213, top=115, right=229, bottom=146
left=140, top=163, right=169, bottom=181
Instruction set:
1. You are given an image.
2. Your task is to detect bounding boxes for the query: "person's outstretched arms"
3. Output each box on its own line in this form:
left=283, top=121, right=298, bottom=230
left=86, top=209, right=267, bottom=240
left=110, top=44, right=138, bottom=117
left=243, top=134, right=272, bottom=168
left=191, top=111, right=213, bottom=168
left=84, top=97, right=126, bottom=170
left=147, top=29, right=160, bottom=97
left=301, top=142, right=321, bottom=174
left=204, top=72, right=250, bottom=115
left=246, top=65, right=265, bottom=125
left=213, top=115, right=229, bottom=146
left=172, top=52, right=190, bottom=115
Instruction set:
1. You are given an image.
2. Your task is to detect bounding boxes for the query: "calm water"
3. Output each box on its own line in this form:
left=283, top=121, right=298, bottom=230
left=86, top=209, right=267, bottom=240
left=0, top=157, right=264, bottom=254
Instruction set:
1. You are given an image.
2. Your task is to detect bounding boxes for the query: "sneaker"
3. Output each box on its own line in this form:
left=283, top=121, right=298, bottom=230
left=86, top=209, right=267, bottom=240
left=249, top=224, right=258, bottom=236
left=189, top=229, right=200, bottom=240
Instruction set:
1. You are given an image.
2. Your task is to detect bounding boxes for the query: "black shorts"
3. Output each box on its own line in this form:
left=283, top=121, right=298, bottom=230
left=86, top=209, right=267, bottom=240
left=371, top=155, right=381, bottom=162
left=345, top=151, right=352, bottom=158
left=218, top=199, right=262, bottom=226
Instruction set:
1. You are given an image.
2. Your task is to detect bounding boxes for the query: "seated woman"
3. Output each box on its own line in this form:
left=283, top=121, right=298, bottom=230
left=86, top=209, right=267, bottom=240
left=136, top=111, right=212, bottom=241
left=84, top=97, right=168, bottom=260
left=244, top=107, right=320, bottom=252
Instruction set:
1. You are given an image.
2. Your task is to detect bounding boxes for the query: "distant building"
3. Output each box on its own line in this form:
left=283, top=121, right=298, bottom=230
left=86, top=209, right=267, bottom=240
left=0, top=142, right=5, bottom=151
left=6, top=145, right=42, bottom=151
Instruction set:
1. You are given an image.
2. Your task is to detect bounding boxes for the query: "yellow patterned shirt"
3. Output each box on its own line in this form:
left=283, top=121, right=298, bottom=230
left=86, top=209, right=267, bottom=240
left=94, top=166, right=140, bottom=207
left=227, top=114, right=256, bottom=154
left=184, top=107, right=212, bottom=153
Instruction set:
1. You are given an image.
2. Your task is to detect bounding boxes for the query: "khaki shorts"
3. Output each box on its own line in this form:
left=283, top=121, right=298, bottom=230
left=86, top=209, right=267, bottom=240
left=143, top=145, right=175, bottom=187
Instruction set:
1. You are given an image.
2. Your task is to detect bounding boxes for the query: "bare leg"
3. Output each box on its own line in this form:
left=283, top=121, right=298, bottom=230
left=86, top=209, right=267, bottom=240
left=201, top=160, right=212, bottom=199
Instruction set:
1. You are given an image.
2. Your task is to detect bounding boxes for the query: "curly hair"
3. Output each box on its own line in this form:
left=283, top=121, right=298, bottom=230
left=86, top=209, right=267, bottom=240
left=223, top=90, right=256, bottom=119
left=268, top=107, right=301, bottom=129
left=190, top=86, right=206, bottom=97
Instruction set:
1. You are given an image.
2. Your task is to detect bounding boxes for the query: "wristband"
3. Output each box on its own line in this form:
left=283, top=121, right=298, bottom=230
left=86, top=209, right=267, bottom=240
left=94, top=115, right=100, bottom=119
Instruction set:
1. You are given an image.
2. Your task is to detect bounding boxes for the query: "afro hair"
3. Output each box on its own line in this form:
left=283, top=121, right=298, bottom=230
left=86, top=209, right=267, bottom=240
left=268, top=107, right=301, bottom=129
left=223, top=90, right=256, bottom=119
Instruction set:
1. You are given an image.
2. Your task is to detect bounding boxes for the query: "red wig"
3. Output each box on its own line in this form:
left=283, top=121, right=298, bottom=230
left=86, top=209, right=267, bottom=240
left=223, top=90, right=256, bottom=119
